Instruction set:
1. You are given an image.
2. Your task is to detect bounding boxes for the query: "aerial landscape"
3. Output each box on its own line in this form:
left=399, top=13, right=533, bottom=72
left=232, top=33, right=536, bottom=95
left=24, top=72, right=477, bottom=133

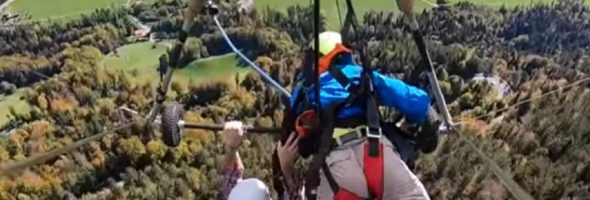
left=1, top=0, right=590, bottom=199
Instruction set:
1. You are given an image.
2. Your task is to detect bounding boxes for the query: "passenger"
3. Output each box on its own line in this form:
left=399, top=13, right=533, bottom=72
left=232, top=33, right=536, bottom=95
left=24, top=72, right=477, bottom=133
left=218, top=121, right=304, bottom=200
left=283, top=31, right=436, bottom=200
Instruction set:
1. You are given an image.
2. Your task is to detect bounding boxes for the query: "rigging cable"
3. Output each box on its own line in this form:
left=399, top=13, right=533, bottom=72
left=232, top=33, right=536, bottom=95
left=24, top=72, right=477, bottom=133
left=437, top=69, right=590, bottom=200
left=455, top=76, right=590, bottom=124
left=212, top=16, right=291, bottom=98
left=313, top=0, right=321, bottom=128
left=0, top=122, right=138, bottom=175
left=335, top=0, right=343, bottom=29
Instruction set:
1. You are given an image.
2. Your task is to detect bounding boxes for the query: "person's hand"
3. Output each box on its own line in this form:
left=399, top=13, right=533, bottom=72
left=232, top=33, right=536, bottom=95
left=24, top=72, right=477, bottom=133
left=223, top=121, right=244, bottom=150
left=277, top=132, right=300, bottom=189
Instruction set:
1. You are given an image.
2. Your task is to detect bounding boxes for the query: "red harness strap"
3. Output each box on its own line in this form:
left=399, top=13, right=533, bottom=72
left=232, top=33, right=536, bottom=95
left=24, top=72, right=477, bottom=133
left=363, top=142, right=384, bottom=200
left=333, top=141, right=384, bottom=200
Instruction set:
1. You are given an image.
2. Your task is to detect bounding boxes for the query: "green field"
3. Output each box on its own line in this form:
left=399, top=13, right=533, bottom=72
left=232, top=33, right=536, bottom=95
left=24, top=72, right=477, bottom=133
left=452, top=0, right=557, bottom=8
left=101, top=41, right=169, bottom=81
left=254, top=0, right=566, bottom=30
left=255, top=0, right=418, bottom=30
left=4, top=0, right=566, bottom=25
left=179, top=53, right=251, bottom=84
left=0, top=40, right=246, bottom=126
left=0, top=89, right=30, bottom=127
left=102, top=41, right=249, bottom=85
left=7, top=0, right=126, bottom=20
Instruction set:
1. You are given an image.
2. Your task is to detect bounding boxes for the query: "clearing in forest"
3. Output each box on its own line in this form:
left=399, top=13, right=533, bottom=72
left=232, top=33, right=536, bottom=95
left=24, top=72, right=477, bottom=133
left=7, top=0, right=126, bottom=20
left=0, top=89, right=30, bottom=128
left=255, top=0, right=565, bottom=30
left=101, top=41, right=249, bottom=86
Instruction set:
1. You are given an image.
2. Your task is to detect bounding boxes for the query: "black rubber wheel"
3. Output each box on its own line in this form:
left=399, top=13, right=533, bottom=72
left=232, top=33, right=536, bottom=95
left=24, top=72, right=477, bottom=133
left=161, top=102, right=184, bottom=147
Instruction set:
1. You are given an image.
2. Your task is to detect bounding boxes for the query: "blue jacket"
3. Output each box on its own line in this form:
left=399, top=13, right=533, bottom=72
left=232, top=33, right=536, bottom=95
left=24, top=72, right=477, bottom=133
left=290, top=57, right=430, bottom=124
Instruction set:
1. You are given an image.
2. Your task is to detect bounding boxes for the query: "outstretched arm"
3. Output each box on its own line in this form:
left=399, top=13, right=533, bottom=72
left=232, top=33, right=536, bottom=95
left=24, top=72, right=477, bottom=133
left=218, top=121, right=245, bottom=200
left=183, top=0, right=203, bottom=33
left=372, top=71, right=430, bottom=124
left=168, top=0, right=203, bottom=68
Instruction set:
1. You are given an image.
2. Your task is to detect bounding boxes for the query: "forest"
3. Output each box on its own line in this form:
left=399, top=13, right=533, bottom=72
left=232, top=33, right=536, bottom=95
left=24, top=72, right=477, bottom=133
left=0, top=0, right=589, bottom=199
left=0, top=8, right=131, bottom=87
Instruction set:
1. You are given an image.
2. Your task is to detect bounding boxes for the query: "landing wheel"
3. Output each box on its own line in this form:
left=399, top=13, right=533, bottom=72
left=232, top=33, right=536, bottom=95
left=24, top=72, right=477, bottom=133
left=161, top=102, right=184, bottom=147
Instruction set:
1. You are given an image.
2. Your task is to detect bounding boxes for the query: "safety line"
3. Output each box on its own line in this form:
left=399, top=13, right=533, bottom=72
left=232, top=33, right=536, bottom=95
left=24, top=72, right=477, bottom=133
left=0, top=122, right=137, bottom=176
left=456, top=133, right=535, bottom=200
left=212, top=16, right=291, bottom=98
left=30, top=70, right=50, bottom=79
left=335, top=0, right=344, bottom=29
left=446, top=76, right=590, bottom=200
left=456, top=76, right=590, bottom=124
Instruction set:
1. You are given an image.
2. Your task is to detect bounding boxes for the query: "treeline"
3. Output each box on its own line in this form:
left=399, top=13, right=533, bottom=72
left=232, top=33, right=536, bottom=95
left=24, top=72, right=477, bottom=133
left=263, top=5, right=320, bottom=46
left=0, top=8, right=131, bottom=56
left=0, top=8, right=132, bottom=87
left=131, top=0, right=261, bottom=40
left=504, top=0, right=590, bottom=54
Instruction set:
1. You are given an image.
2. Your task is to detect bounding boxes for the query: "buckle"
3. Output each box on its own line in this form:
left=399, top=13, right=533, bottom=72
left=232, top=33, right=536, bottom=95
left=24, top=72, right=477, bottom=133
left=335, top=137, right=344, bottom=146
left=365, top=126, right=382, bottom=139
left=334, top=127, right=364, bottom=146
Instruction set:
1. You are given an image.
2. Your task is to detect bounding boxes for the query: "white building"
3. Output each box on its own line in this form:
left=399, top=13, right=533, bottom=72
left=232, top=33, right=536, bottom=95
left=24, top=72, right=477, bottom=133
left=237, top=0, right=254, bottom=13
left=470, top=73, right=512, bottom=99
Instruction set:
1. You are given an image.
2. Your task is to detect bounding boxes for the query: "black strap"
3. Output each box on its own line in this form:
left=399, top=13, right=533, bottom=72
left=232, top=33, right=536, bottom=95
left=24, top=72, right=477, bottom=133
left=365, top=75, right=381, bottom=157
left=327, top=54, right=365, bottom=109
left=341, top=0, right=381, bottom=159
left=328, top=57, right=352, bottom=90
left=313, top=0, right=321, bottom=132
left=305, top=103, right=339, bottom=200
left=322, top=163, right=340, bottom=193
left=328, top=53, right=381, bottom=158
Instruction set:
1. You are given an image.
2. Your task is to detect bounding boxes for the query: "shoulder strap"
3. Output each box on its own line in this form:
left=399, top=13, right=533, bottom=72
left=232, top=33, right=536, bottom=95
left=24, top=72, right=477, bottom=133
left=363, top=70, right=382, bottom=157
left=305, top=103, right=340, bottom=200
left=328, top=58, right=353, bottom=91
left=304, top=59, right=384, bottom=200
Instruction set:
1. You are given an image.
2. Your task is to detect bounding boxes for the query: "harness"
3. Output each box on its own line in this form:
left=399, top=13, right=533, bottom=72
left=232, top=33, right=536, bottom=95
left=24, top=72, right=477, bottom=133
left=293, top=44, right=386, bottom=200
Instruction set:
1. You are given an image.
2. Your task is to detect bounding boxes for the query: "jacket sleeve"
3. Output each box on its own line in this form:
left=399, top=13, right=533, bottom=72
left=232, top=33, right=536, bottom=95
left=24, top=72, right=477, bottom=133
left=282, top=183, right=305, bottom=200
left=371, top=71, right=430, bottom=124
left=218, top=159, right=244, bottom=200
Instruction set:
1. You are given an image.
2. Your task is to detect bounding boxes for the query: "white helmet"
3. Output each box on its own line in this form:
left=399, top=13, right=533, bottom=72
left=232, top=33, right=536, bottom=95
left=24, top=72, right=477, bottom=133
left=228, top=178, right=271, bottom=200
left=318, top=31, right=343, bottom=55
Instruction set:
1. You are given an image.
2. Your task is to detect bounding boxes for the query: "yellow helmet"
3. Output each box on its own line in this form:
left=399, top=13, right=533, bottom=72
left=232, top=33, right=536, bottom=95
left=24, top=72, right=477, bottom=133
left=318, top=31, right=342, bottom=55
